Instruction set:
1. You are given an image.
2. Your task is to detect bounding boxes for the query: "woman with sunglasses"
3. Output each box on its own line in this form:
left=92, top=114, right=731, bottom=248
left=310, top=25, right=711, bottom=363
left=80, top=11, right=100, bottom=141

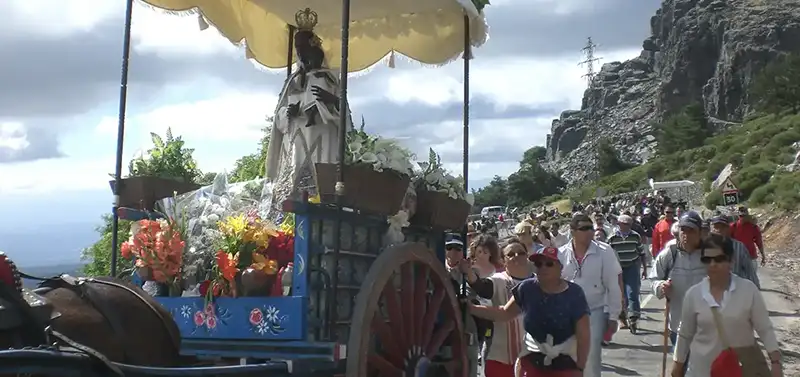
left=469, top=246, right=590, bottom=376
left=458, top=238, right=535, bottom=377
left=671, top=234, right=781, bottom=377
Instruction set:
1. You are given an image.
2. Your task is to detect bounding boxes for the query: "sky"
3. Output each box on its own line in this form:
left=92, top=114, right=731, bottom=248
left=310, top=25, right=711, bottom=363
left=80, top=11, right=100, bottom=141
left=0, top=0, right=662, bottom=265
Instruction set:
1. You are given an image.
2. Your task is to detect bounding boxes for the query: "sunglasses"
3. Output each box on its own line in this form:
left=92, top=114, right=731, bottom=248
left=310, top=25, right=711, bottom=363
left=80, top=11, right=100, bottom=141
left=575, top=225, right=594, bottom=232
left=533, top=260, right=556, bottom=268
left=665, top=211, right=675, bottom=215
left=445, top=246, right=463, bottom=252
left=701, top=255, right=729, bottom=264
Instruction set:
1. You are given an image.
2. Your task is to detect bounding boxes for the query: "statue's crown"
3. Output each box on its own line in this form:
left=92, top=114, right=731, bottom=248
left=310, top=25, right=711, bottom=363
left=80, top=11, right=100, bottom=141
left=295, top=8, right=318, bottom=31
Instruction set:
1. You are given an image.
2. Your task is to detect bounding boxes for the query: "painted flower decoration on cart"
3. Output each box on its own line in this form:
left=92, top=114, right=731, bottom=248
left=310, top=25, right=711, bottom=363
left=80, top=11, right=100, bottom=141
left=415, top=148, right=474, bottom=205
left=345, top=129, right=414, bottom=176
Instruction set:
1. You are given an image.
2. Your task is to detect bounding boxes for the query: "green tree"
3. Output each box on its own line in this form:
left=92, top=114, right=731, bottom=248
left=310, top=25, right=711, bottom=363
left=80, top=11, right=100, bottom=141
left=597, top=138, right=635, bottom=177
left=82, top=128, right=206, bottom=277
left=522, top=146, right=547, bottom=163
left=506, top=162, right=565, bottom=207
left=229, top=126, right=271, bottom=183
left=751, top=53, right=800, bottom=113
left=655, top=103, right=711, bottom=155
left=472, top=176, right=509, bottom=210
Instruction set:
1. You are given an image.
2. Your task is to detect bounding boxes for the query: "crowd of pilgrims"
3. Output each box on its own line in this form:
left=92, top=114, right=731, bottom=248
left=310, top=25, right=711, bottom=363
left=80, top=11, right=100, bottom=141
left=447, top=197, right=781, bottom=377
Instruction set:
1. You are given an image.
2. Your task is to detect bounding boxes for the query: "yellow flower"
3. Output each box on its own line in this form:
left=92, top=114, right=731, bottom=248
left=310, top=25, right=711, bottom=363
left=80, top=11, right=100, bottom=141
left=219, top=214, right=248, bottom=237
left=252, top=254, right=279, bottom=275
left=244, top=227, right=276, bottom=248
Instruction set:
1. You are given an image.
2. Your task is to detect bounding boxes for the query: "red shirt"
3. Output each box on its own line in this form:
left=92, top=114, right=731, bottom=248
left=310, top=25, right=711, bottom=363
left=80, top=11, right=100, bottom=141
left=651, top=218, right=675, bottom=257
left=731, top=220, right=763, bottom=259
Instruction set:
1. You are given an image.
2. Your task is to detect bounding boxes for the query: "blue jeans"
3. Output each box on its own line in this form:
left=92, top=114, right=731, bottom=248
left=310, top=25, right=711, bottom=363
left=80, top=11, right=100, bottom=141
left=621, top=261, right=642, bottom=319
left=585, top=308, right=607, bottom=377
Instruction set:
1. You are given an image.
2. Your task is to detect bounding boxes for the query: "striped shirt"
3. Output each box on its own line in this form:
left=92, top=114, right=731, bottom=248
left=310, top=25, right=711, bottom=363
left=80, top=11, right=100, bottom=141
left=607, top=230, right=644, bottom=267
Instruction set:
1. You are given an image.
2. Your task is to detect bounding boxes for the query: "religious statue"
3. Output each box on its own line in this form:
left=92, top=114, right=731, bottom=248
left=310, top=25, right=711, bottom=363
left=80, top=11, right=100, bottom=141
left=264, top=8, right=353, bottom=216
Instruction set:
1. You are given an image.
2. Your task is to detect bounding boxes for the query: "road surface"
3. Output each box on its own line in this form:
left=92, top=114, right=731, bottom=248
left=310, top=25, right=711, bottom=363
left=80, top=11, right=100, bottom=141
left=480, top=267, right=800, bottom=376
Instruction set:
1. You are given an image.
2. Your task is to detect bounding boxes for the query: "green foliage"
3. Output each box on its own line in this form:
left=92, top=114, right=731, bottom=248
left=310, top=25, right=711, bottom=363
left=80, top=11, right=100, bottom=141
left=229, top=126, right=271, bottom=183
left=656, top=103, right=711, bottom=156
left=82, top=128, right=207, bottom=277
left=472, top=146, right=565, bottom=208
left=596, top=138, right=635, bottom=177
left=128, top=128, right=203, bottom=183
left=572, top=113, right=800, bottom=209
left=472, top=176, right=508, bottom=210
left=751, top=53, right=800, bottom=113
left=81, top=214, right=133, bottom=278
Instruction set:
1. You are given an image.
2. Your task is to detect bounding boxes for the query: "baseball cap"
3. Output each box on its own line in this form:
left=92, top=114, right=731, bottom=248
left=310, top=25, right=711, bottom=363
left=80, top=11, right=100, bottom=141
left=710, top=215, right=730, bottom=225
left=678, top=211, right=703, bottom=229
left=617, top=214, right=633, bottom=224
left=530, top=246, right=560, bottom=263
left=444, top=234, right=464, bottom=248
left=643, top=208, right=652, bottom=215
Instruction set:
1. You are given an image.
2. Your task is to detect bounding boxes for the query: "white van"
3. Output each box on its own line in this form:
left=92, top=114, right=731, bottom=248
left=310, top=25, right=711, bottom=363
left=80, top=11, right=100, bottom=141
left=480, top=206, right=505, bottom=218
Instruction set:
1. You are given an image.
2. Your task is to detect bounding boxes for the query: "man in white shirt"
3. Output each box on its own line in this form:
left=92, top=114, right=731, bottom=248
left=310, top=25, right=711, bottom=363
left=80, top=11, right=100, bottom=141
left=558, top=213, right=623, bottom=377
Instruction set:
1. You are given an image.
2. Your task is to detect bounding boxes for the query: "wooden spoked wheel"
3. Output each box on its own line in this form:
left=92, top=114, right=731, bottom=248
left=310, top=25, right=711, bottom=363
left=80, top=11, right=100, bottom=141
left=346, top=243, right=467, bottom=377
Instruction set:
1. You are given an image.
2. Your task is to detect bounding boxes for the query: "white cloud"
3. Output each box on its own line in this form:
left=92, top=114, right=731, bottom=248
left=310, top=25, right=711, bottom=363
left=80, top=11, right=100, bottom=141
left=96, top=90, right=276, bottom=143
left=4, top=0, right=120, bottom=36
left=0, top=156, right=114, bottom=195
left=0, top=122, right=30, bottom=152
left=131, top=5, right=240, bottom=56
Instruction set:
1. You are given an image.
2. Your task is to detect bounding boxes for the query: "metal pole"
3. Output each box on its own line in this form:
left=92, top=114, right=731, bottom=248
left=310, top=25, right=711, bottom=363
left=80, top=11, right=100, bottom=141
left=110, top=0, right=135, bottom=278
left=286, top=25, right=295, bottom=78
left=460, top=13, right=471, bottom=331
left=329, top=0, right=351, bottom=339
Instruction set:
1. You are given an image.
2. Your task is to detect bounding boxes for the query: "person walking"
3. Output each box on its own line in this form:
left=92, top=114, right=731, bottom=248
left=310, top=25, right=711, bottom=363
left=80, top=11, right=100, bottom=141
left=470, top=246, right=590, bottom=377
left=671, top=234, right=782, bottom=377
left=606, top=214, right=646, bottom=333
left=709, top=215, right=760, bottom=288
left=559, top=213, right=622, bottom=377
left=649, top=212, right=708, bottom=354
left=444, top=233, right=486, bottom=377
left=459, top=239, right=535, bottom=377
left=730, top=206, right=766, bottom=273
left=652, top=205, right=676, bottom=258
left=641, top=207, right=658, bottom=266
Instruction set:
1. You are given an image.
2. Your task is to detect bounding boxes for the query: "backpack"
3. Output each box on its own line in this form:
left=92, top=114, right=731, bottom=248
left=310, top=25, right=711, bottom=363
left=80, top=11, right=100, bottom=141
left=663, top=244, right=679, bottom=279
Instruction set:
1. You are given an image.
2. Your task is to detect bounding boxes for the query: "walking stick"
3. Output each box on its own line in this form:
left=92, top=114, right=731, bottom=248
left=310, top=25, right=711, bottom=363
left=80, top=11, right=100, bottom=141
left=661, top=299, right=670, bottom=377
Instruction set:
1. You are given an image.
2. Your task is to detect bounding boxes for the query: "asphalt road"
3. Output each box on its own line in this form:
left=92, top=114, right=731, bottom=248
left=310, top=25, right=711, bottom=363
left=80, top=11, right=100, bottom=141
left=480, top=267, right=800, bottom=376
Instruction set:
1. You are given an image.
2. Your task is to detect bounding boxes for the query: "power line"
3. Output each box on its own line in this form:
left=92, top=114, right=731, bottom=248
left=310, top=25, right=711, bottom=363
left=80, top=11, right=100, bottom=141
left=578, top=37, right=602, bottom=85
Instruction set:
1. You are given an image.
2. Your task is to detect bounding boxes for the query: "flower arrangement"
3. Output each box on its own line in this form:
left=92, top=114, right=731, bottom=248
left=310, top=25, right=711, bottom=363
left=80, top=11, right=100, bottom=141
left=415, top=148, right=473, bottom=204
left=345, top=128, right=414, bottom=176
left=203, top=210, right=295, bottom=298
left=121, top=218, right=186, bottom=290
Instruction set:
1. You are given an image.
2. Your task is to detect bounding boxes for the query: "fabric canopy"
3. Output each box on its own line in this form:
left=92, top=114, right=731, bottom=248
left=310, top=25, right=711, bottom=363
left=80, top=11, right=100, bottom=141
left=139, top=0, right=489, bottom=72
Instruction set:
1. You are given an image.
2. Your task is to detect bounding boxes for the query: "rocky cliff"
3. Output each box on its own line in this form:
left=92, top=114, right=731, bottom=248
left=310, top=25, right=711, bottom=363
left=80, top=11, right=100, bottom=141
left=545, top=0, right=800, bottom=185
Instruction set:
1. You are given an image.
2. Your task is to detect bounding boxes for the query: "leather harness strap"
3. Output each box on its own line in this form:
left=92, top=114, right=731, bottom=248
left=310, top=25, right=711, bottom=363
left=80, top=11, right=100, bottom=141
left=41, top=275, right=182, bottom=355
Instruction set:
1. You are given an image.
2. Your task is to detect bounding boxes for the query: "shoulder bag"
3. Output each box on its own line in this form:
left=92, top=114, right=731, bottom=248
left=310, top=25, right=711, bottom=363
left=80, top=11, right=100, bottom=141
left=709, top=306, right=771, bottom=377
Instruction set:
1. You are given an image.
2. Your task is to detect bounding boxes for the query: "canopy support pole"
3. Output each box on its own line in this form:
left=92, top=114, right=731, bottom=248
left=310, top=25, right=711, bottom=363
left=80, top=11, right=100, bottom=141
left=329, top=0, right=352, bottom=340
left=110, top=0, right=135, bottom=278
left=286, top=25, right=295, bottom=78
left=460, top=12, right=471, bottom=335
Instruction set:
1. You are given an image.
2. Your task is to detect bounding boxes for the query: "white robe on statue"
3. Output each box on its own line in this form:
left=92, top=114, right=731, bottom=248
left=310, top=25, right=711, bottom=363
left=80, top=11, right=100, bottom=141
left=264, top=67, right=352, bottom=216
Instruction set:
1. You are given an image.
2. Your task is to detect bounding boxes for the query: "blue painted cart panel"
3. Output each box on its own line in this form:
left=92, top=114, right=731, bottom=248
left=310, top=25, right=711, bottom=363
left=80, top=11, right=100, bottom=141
left=156, top=296, right=306, bottom=340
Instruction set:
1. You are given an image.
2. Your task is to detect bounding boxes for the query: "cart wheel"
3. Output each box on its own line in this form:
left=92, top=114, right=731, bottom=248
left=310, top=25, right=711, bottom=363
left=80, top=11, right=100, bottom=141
left=347, top=243, right=467, bottom=377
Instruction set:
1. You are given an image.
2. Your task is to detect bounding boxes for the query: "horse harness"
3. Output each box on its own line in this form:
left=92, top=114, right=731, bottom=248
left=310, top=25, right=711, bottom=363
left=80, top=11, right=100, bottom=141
left=33, top=274, right=182, bottom=356
left=3, top=272, right=180, bottom=375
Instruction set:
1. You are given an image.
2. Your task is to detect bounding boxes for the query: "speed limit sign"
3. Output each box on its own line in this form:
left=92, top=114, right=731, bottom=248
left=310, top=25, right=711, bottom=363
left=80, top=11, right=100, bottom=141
left=723, top=192, right=739, bottom=205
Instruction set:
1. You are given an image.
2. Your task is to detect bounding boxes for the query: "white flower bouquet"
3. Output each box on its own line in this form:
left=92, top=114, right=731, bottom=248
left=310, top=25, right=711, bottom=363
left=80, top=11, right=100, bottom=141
left=344, top=129, right=414, bottom=176
left=414, top=148, right=473, bottom=204
left=411, top=148, right=474, bottom=230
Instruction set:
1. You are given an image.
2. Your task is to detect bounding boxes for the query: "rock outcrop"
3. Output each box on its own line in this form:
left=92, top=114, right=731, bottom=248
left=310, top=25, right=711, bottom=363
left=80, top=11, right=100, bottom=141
left=545, top=0, right=800, bottom=185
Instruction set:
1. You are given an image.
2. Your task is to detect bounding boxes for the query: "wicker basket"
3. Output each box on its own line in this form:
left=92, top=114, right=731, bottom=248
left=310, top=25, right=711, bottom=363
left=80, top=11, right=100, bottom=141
left=315, top=163, right=410, bottom=216
left=412, top=190, right=472, bottom=231
left=109, top=176, right=200, bottom=211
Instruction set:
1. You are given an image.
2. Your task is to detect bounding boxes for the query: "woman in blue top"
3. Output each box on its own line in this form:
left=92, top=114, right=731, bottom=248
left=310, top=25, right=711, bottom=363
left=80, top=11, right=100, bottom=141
left=470, top=247, right=590, bottom=377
